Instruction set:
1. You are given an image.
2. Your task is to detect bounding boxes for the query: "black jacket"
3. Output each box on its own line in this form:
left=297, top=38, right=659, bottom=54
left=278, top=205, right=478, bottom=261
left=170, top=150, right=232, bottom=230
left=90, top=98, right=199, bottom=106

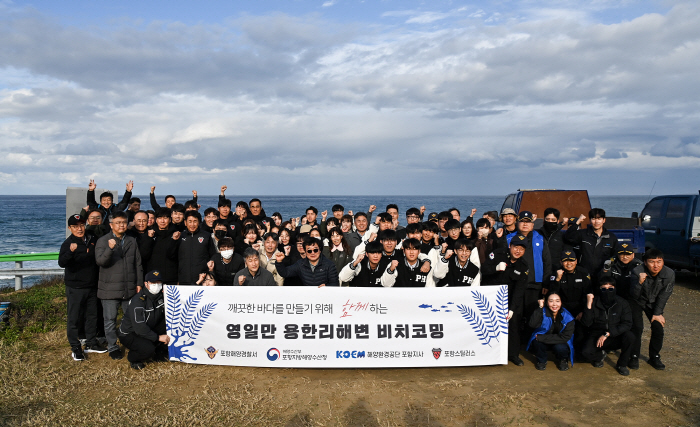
left=322, top=247, right=353, bottom=279
left=564, top=225, right=618, bottom=276
left=630, top=265, right=674, bottom=315
left=210, top=253, right=245, bottom=286
left=581, top=295, right=632, bottom=337
left=58, top=232, right=99, bottom=288
left=146, top=227, right=179, bottom=284
left=599, top=257, right=643, bottom=299
left=549, top=267, right=592, bottom=317
left=277, top=255, right=339, bottom=287
left=538, top=225, right=568, bottom=270
left=438, top=257, right=479, bottom=287
left=118, top=288, right=165, bottom=342
left=343, top=258, right=389, bottom=287
left=481, top=247, right=529, bottom=313
left=178, top=227, right=216, bottom=285
left=126, top=228, right=155, bottom=267
left=87, top=189, right=131, bottom=224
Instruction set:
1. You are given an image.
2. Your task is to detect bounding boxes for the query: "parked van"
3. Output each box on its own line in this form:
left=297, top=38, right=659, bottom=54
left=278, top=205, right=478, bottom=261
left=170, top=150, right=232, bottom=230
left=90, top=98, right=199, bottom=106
left=639, top=192, right=700, bottom=270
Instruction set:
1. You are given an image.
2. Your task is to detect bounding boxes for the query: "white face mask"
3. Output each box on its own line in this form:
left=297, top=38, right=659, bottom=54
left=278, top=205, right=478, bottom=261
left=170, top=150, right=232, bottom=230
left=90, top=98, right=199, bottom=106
left=148, top=283, right=162, bottom=294
left=221, top=249, right=234, bottom=259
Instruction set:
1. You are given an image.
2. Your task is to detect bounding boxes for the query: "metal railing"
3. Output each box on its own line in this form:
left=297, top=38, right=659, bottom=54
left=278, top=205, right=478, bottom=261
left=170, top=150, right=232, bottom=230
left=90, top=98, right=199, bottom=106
left=0, top=253, right=63, bottom=291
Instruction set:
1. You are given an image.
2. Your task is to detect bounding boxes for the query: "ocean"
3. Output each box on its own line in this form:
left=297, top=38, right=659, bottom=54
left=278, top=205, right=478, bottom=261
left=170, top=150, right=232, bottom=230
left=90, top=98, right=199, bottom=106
left=0, top=194, right=651, bottom=289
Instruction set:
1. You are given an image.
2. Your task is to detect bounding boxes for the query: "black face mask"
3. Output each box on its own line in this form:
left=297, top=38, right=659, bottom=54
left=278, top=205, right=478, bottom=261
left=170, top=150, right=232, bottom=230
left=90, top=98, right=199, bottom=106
left=215, top=230, right=227, bottom=239
left=543, top=221, right=558, bottom=233
left=599, top=287, right=617, bottom=308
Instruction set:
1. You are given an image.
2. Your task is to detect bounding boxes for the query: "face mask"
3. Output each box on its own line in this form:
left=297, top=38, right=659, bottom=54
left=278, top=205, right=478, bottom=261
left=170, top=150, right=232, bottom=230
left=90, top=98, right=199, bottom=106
left=599, top=287, right=616, bottom=307
left=221, top=249, right=234, bottom=259
left=215, top=230, right=227, bottom=239
left=148, top=283, right=163, bottom=294
left=543, top=221, right=558, bottom=233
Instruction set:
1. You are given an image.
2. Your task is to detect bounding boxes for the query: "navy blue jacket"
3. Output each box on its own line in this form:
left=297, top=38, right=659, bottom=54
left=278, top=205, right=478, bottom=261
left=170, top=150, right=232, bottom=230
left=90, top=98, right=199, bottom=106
left=276, top=255, right=339, bottom=287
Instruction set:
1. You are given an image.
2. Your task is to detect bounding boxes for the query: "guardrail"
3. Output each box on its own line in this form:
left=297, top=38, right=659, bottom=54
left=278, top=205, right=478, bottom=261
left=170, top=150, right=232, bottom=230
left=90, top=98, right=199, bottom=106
left=0, top=253, right=63, bottom=291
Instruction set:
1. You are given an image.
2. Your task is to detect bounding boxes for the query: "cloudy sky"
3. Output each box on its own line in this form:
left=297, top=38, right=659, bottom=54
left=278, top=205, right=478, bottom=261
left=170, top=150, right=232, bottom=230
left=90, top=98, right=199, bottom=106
left=1, top=0, right=698, bottom=196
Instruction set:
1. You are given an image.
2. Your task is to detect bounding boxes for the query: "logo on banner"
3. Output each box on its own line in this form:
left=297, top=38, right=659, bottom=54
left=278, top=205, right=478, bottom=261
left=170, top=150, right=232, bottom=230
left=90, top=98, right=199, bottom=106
left=205, top=346, right=218, bottom=359
left=432, top=348, right=442, bottom=360
left=198, top=237, right=204, bottom=243
left=267, top=348, right=281, bottom=361
left=165, top=287, right=218, bottom=362
left=335, top=351, right=366, bottom=359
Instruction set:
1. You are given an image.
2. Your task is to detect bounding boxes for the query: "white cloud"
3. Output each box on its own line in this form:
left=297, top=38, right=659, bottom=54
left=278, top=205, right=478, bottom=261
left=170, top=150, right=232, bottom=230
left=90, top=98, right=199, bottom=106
left=0, top=3, right=698, bottom=195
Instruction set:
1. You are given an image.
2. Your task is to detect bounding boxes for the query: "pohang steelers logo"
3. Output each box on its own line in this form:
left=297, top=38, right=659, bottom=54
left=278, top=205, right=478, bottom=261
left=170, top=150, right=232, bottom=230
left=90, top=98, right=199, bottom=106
left=267, top=348, right=281, bottom=361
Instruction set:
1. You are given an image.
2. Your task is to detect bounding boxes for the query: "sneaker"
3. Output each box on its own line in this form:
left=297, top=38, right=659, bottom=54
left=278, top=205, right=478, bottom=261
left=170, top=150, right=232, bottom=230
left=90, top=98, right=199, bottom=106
left=72, top=347, right=86, bottom=361
left=508, top=356, right=524, bottom=366
left=97, top=336, right=108, bottom=346
left=592, top=360, right=604, bottom=368
left=130, top=362, right=145, bottom=370
left=628, top=357, right=639, bottom=370
left=648, top=356, right=666, bottom=371
left=616, top=365, right=630, bottom=376
left=535, top=362, right=547, bottom=371
left=85, top=343, right=108, bottom=354
left=557, top=359, right=569, bottom=372
left=109, top=349, right=123, bottom=360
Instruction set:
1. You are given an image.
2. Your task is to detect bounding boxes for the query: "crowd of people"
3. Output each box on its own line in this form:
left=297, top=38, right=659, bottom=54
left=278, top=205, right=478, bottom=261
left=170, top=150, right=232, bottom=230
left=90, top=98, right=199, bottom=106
left=59, top=181, right=674, bottom=374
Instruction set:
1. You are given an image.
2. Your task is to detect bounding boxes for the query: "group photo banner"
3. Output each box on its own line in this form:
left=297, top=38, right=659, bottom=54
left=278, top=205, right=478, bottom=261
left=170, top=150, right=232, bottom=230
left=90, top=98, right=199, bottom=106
left=164, top=285, right=509, bottom=368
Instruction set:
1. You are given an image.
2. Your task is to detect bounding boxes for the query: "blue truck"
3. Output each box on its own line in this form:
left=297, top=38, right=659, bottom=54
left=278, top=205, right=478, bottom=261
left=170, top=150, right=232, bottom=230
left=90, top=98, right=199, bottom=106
left=637, top=192, right=700, bottom=271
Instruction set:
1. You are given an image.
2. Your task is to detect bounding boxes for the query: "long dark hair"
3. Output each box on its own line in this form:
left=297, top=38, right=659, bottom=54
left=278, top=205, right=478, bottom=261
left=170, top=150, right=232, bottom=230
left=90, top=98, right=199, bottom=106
left=328, top=228, right=351, bottom=256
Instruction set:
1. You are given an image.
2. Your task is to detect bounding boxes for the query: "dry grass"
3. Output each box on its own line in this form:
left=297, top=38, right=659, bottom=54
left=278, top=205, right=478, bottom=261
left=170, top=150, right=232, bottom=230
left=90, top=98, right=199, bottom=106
left=2, top=276, right=700, bottom=426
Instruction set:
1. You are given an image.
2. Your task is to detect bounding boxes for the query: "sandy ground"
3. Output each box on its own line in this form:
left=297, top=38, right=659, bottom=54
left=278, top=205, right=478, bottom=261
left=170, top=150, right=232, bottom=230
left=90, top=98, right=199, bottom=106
left=2, top=273, right=699, bottom=426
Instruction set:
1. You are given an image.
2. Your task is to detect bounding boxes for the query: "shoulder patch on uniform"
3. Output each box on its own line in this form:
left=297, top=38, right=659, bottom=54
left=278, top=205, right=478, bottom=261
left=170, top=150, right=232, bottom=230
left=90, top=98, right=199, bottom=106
left=550, top=276, right=555, bottom=281
left=489, top=252, right=495, bottom=260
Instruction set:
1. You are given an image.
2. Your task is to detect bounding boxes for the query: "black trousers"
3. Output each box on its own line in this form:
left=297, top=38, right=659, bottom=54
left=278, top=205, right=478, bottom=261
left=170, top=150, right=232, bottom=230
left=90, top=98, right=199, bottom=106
left=119, top=332, right=168, bottom=363
left=508, top=310, right=522, bottom=358
left=529, top=340, right=570, bottom=364
left=629, top=301, right=664, bottom=359
left=66, top=287, right=98, bottom=348
left=581, top=331, right=635, bottom=367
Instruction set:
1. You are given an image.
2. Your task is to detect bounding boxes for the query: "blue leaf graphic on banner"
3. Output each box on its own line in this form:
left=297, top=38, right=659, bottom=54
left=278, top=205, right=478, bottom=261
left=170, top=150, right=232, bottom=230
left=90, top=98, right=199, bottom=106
left=472, top=291, right=500, bottom=342
left=418, top=304, right=432, bottom=309
left=166, top=288, right=217, bottom=362
left=496, top=286, right=510, bottom=333
left=458, top=304, right=492, bottom=347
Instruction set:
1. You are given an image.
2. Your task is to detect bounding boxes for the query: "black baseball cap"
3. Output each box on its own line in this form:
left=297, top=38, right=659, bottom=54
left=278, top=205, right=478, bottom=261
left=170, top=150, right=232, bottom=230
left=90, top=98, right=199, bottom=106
left=427, top=212, right=438, bottom=222
left=518, top=211, right=534, bottom=222
left=617, top=243, right=635, bottom=254
left=67, top=214, right=85, bottom=226
left=145, top=270, right=163, bottom=283
left=510, top=235, right=528, bottom=247
left=561, top=250, right=577, bottom=262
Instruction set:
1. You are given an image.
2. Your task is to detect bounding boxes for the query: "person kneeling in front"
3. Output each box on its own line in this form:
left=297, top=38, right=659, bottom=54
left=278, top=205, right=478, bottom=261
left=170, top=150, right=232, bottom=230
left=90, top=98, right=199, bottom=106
left=526, top=291, right=575, bottom=371
left=118, top=270, right=169, bottom=370
left=580, top=277, right=635, bottom=376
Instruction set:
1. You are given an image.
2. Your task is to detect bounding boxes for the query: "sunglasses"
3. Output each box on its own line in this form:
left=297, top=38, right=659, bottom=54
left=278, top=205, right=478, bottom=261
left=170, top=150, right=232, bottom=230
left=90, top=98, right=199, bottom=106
left=306, top=248, right=320, bottom=254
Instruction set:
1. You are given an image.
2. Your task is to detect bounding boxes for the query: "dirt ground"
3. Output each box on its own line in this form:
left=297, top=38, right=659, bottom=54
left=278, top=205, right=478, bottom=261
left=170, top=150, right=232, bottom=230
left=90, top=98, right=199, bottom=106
left=2, top=273, right=699, bottom=426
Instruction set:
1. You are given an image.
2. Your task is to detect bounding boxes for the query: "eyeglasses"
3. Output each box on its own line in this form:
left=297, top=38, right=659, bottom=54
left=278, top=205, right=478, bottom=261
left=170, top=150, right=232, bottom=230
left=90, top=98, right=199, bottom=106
left=306, top=248, right=320, bottom=254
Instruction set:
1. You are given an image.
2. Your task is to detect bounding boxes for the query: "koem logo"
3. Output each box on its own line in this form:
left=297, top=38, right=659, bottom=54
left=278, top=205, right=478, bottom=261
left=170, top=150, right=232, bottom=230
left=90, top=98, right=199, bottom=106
left=267, top=348, right=281, bottom=361
left=336, top=351, right=365, bottom=359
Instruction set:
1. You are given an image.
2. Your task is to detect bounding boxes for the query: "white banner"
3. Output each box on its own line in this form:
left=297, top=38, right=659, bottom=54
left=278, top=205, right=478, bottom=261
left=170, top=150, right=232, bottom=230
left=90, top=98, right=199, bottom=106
left=164, top=285, right=509, bottom=368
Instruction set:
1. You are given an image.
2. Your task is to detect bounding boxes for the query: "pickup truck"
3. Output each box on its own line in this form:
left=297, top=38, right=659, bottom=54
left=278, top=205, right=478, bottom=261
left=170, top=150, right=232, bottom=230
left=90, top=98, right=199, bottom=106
left=638, top=192, right=700, bottom=271
left=500, top=189, right=645, bottom=254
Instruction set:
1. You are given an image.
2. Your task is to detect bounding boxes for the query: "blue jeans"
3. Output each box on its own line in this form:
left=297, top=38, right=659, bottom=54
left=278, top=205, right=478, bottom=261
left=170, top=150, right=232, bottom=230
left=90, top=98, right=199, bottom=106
left=101, top=299, right=129, bottom=352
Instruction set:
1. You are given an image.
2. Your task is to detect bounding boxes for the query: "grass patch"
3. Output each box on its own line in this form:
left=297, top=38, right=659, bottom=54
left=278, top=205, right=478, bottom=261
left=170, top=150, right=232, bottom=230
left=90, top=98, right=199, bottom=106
left=0, top=276, right=66, bottom=344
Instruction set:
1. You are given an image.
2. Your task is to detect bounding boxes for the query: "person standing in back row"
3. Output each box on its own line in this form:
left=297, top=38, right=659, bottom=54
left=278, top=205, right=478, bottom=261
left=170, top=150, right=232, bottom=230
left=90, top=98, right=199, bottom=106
left=565, top=208, right=618, bottom=279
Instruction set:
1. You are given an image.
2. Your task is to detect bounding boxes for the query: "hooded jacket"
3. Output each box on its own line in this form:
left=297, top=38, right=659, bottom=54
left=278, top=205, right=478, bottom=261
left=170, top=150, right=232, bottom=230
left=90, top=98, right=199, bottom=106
left=118, top=287, right=165, bottom=342
left=581, top=294, right=632, bottom=337
left=527, top=307, right=575, bottom=364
